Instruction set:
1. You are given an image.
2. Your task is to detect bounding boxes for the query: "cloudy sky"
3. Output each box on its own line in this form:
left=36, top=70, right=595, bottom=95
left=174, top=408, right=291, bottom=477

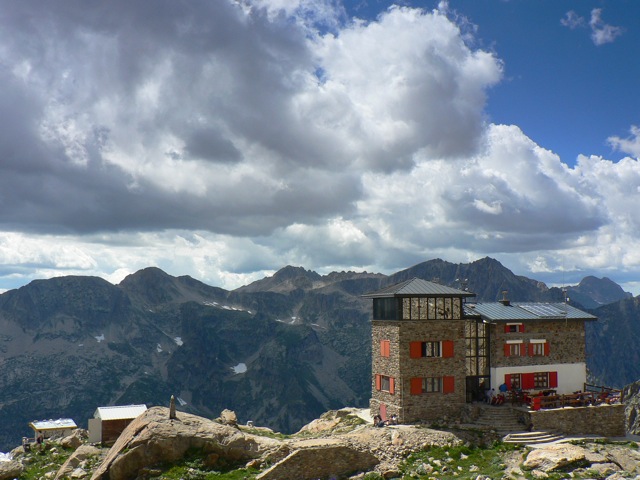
left=1, top=0, right=640, bottom=296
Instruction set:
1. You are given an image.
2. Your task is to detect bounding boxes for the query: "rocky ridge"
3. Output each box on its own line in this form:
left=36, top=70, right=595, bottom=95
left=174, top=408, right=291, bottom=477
left=4, top=406, right=640, bottom=480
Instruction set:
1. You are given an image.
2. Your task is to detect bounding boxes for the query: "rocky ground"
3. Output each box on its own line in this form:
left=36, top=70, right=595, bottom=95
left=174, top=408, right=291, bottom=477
left=2, top=406, right=640, bottom=480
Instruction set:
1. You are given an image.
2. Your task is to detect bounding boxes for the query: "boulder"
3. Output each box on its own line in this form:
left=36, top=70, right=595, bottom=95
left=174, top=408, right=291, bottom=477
left=90, top=407, right=280, bottom=480
left=60, top=429, right=88, bottom=449
left=219, top=409, right=238, bottom=427
left=606, top=445, right=640, bottom=473
left=0, top=460, right=24, bottom=480
left=524, top=444, right=589, bottom=472
left=256, top=443, right=379, bottom=480
left=56, top=445, right=102, bottom=480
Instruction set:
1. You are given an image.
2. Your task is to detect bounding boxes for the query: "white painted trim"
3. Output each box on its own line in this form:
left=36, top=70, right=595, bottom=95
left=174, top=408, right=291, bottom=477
left=530, top=339, right=546, bottom=344
left=506, top=322, right=523, bottom=326
left=506, top=339, right=523, bottom=344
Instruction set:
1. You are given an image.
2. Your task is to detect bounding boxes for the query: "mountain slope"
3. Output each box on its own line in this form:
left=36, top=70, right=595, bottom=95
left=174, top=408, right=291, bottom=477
left=0, top=258, right=634, bottom=451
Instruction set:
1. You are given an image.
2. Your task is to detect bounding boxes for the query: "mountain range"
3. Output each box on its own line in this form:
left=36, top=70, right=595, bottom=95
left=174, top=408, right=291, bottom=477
left=0, top=256, right=635, bottom=451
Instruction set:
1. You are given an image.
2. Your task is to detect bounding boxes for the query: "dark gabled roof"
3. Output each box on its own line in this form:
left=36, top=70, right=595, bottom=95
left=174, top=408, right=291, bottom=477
left=362, top=277, right=476, bottom=298
left=463, top=302, right=597, bottom=322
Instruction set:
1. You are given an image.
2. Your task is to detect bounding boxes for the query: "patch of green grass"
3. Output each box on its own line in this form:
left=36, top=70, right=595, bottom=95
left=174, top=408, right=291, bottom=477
left=160, top=463, right=259, bottom=479
left=239, top=426, right=290, bottom=440
left=155, top=448, right=260, bottom=480
left=400, top=442, right=521, bottom=479
left=20, top=446, right=74, bottom=480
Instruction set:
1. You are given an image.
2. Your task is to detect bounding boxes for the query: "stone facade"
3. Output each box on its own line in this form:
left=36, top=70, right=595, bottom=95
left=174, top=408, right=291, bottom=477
left=371, top=318, right=467, bottom=423
left=491, top=319, right=586, bottom=368
left=531, top=404, right=626, bottom=437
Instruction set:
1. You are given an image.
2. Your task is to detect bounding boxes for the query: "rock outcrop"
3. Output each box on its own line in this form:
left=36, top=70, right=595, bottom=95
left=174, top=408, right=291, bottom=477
left=256, top=442, right=378, bottom=480
left=624, top=379, right=640, bottom=434
left=90, top=407, right=280, bottom=480
left=55, top=444, right=103, bottom=480
left=0, top=459, right=24, bottom=480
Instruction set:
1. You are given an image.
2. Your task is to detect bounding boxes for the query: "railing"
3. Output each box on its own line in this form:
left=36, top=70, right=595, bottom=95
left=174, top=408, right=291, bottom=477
left=535, top=390, right=621, bottom=410
left=507, top=386, right=622, bottom=410
left=584, top=383, right=623, bottom=401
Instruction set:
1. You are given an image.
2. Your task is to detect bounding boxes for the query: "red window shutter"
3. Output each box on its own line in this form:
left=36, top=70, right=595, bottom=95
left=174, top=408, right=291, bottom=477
left=443, top=376, right=455, bottom=393
left=504, top=374, right=512, bottom=389
left=410, top=378, right=422, bottom=395
left=519, top=324, right=525, bottom=333
left=410, top=342, right=422, bottom=358
left=522, top=373, right=535, bottom=390
left=504, top=325, right=509, bottom=333
left=375, top=374, right=381, bottom=391
left=380, top=340, right=390, bottom=357
left=528, top=343, right=534, bottom=356
left=544, top=342, right=550, bottom=356
left=389, top=377, right=395, bottom=395
left=442, top=340, right=454, bottom=358
left=503, top=343, right=510, bottom=357
left=549, top=371, right=558, bottom=388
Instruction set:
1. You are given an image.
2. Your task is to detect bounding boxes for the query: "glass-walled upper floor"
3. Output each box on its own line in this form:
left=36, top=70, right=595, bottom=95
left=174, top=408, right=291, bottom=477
left=373, top=296, right=463, bottom=321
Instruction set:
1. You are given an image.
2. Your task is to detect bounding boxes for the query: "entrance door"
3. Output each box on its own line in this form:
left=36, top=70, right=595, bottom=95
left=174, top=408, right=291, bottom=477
left=466, top=376, right=490, bottom=402
left=379, top=403, right=387, bottom=421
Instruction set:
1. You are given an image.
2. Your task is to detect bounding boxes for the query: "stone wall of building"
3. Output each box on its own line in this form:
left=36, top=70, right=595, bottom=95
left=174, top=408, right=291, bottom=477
left=531, top=404, right=626, bottom=437
left=371, top=319, right=467, bottom=423
left=491, top=319, right=586, bottom=368
left=371, top=322, right=402, bottom=418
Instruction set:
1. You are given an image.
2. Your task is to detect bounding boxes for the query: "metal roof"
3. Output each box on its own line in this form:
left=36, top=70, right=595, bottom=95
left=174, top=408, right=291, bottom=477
left=464, top=302, right=597, bottom=322
left=29, top=418, right=77, bottom=431
left=94, top=404, right=147, bottom=421
left=362, top=278, right=475, bottom=298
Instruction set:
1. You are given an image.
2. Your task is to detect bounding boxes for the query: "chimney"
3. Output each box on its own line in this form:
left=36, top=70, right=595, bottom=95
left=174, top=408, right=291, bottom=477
left=500, top=290, right=510, bottom=306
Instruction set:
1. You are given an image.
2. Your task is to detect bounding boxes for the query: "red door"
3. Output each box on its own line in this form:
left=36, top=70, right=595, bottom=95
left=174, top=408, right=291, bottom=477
left=380, top=403, right=387, bottom=421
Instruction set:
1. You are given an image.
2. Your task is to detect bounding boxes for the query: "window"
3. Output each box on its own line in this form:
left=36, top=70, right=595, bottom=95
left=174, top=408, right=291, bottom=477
left=534, top=372, right=549, bottom=389
left=529, top=340, right=549, bottom=356
left=410, top=340, right=454, bottom=358
left=380, top=340, right=391, bottom=358
left=505, top=373, right=521, bottom=390
left=504, top=341, right=523, bottom=357
left=423, top=341, right=440, bottom=357
left=410, top=376, right=455, bottom=395
left=507, top=372, right=557, bottom=390
left=400, top=297, right=462, bottom=320
left=373, top=298, right=398, bottom=320
left=423, top=377, right=442, bottom=393
left=504, top=323, right=524, bottom=333
left=381, top=376, right=391, bottom=391
left=375, top=374, right=395, bottom=394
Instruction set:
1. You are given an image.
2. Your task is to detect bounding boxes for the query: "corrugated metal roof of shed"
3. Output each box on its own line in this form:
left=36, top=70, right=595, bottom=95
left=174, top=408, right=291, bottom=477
left=94, top=404, right=147, bottom=421
left=362, top=277, right=475, bottom=298
left=30, top=418, right=77, bottom=430
left=465, top=302, right=597, bottom=322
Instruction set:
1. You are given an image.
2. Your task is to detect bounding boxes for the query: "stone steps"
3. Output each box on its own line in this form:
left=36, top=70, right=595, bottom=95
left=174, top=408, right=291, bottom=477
left=503, top=431, right=565, bottom=445
left=473, top=405, right=528, bottom=435
left=472, top=405, right=566, bottom=445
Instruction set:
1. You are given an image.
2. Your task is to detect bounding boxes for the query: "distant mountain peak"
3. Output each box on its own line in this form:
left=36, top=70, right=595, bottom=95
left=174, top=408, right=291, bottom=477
left=568, top=275, right=632, bottom=308
left=273, top=265, right=321, bottom=281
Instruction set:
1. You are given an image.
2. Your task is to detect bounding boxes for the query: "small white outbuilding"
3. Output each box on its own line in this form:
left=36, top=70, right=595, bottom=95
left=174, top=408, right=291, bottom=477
left=88, top=404, right=147, bottom=444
